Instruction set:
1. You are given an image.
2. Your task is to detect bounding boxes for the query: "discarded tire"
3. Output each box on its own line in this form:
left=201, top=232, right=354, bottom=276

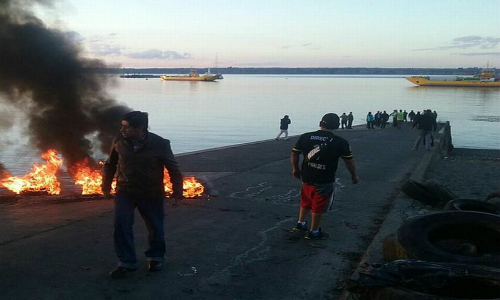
left=401, top=179, right=441, bottom=206
left=423, top=178, right=457, bottom=203
left=397, top=211, right=500, bottom=267
left=350, top=260, right=500, bottom=300
left=444, top=199, right=500, bottom=215
left=367, top=264, right=500, bottom=300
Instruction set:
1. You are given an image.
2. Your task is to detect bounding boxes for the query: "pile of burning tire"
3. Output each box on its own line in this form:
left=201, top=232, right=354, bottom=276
left=349, top=179, right=500, bottom=299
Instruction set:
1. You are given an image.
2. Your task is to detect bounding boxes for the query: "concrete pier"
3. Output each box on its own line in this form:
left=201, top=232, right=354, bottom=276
left=0, top=122, right=453, bottom=300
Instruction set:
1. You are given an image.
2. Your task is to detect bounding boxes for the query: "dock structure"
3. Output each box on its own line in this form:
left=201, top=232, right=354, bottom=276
left=0, top=122, right=454, bottom=300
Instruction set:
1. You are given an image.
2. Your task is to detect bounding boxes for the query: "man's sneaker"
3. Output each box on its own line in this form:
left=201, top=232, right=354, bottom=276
left=147, top=261, right=163, bottom=272
left=292, top=221, right=308, bottom=232
left=109, top=266, right=138, bottom=279
left=304, top=228, right=329, bottom=240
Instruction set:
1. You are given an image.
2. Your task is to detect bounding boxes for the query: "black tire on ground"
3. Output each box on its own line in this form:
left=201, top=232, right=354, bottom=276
left=400, top=179, right=441, bottom=206
left=423, top=179, right=458, bottom=203
left=444, top=199, right=500, bottom=215
left=397, top=211, right=500, bottom=267
left=365, top=262, right=500, bottom=300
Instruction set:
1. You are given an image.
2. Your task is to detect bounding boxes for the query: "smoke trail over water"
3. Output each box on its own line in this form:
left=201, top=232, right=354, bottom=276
left=0, top=0, right=131, bottom=170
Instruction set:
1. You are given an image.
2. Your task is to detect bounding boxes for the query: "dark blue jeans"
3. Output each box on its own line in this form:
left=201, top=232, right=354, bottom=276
left=114, top=193, right=166, bottom=268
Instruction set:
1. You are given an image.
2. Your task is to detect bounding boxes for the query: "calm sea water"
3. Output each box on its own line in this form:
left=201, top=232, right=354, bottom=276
left=1, top=74, right=499, bottom=174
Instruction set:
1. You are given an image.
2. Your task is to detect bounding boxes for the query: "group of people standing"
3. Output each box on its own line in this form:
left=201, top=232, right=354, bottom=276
left=365, top=109, right=437, bottom=130
left=340, top=112, right=354, bottom=129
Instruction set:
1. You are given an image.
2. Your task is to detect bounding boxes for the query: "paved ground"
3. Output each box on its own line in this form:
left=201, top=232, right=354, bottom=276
left=0, top=122, right=438, bottom=300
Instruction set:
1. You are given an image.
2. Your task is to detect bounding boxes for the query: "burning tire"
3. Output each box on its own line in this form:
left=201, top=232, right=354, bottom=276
left=396, top=211, right=500, bottom=267
left=363, top=262, right=500, bottom=300
left=444, top=199, right=500, bottom=215
left=401, top=179, right=441, bottom=206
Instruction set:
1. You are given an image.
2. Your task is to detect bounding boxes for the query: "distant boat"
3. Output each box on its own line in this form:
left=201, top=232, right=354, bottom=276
left=406, top=67, right=500, bottom=87
left=206, top=69, right=224, bottom=80
left=160, top=69, right=220, bottom=81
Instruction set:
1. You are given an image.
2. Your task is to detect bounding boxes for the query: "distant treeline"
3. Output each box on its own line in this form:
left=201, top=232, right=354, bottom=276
left=89, top=67, right=490, bottom=76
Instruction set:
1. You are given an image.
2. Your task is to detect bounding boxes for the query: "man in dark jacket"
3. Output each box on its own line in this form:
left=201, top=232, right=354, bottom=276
left=412, top=109, right=437, bottom=151
left=275, top=115, right=291, bottom=140
left=102, top=111, right=183, bottom=278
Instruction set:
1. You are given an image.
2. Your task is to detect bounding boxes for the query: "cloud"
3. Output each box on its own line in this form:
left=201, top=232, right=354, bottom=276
left=126, top=50, right=191, bottom=60
left=449, top=36, right=500, bottom=49
left=71, top=32, right=191, bottom=60
left=88, top=43, right=124, bottom=56
left=453, top=52, right=500, bottom=56
left=414, top=36, right=500, bottom=51
left=281, top=43, right=313, bottom=49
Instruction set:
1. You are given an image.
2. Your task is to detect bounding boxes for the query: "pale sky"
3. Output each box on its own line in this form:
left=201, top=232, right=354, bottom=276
left=36, top=0, right=500, bottom=68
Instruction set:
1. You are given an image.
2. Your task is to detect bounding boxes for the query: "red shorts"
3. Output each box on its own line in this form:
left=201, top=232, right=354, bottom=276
left=300, top=182, right=335, bottom=214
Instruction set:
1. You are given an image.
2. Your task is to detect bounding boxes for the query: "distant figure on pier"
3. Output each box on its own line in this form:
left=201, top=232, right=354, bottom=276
left=397, top=109, right=404, bottom=129
left=374, top=111, right=382, bottom=127
left=381, top=110, right=389, bottom=128
left=408, top=110, right=416, bottom=124
left=340, top=113, right=349, bottom=129
left=390, top=109, right=398, bottom=127
left=412, top=109, right=437, bottom=151
left=290, top=113, right=359, bottom=240
left=275, top=115, right=291, bottom=140
left=347, top=112, right=354, bottom=129
left=366, top=112, right=374, bottom=129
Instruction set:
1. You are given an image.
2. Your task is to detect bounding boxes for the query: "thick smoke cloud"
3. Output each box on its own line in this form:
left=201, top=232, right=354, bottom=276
left=0, top=0, right=132, bottom=172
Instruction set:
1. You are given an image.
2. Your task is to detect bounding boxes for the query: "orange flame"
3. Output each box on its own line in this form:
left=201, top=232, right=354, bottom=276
left=164, top=170, right=204, bottom=198
left=72, top=159, right=108, bottom=195
left=1, top=152, right=205, bottom=198
left=72, top=162, right=204, bottom=197
left=0, top=149, right=62, bottom=195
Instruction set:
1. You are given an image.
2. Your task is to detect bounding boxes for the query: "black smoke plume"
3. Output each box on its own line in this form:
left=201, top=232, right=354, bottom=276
left=0, top=0, right=131, bottom=172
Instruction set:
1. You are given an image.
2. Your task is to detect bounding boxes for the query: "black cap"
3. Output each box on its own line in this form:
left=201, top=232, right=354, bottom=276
left=320, top=113, right=340, bottom=130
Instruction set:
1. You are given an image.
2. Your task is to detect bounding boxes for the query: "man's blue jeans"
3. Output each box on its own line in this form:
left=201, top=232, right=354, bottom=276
left=114, top=193, right=166, bottom=268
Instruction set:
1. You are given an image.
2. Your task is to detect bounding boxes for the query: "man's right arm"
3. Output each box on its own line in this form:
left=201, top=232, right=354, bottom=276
left=343, top=158, right=359, bottom=184
left=102, top=139, right=118, bottom=197
left=290, top=151, right=301, bottom=179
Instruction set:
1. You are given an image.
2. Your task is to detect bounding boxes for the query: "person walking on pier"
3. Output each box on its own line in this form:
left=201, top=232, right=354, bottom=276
left=412, top=109, right=437, bottom=151
left=102, top=111, right=184, bottom=278
left=366, top=111, right=374, bottom=129
left=340, top=113, right=348, bottom=129
left=290, top=113, right=359, bottom=240
left=347, top=112, right=354, bottom=129
left=276, top=115, right=291, bottom=140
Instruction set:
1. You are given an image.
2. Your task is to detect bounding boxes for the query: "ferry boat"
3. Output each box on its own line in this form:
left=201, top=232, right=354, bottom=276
left=406, top=67, right=500, bottom=87
left=159, top=69, right=219, bottom=81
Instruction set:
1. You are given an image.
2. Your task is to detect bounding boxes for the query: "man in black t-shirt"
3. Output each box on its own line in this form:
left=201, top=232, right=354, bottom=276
left=290, top=113, right=359, bottom=240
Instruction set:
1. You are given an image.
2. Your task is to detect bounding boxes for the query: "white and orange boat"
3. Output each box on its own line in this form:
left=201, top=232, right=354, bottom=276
left=406, top=66, right=500, bottom=87
left=160, top=69, right=220, bottom=82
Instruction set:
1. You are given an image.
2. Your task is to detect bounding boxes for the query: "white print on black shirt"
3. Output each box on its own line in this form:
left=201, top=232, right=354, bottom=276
left=305, top=138, right=332, bottom=170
